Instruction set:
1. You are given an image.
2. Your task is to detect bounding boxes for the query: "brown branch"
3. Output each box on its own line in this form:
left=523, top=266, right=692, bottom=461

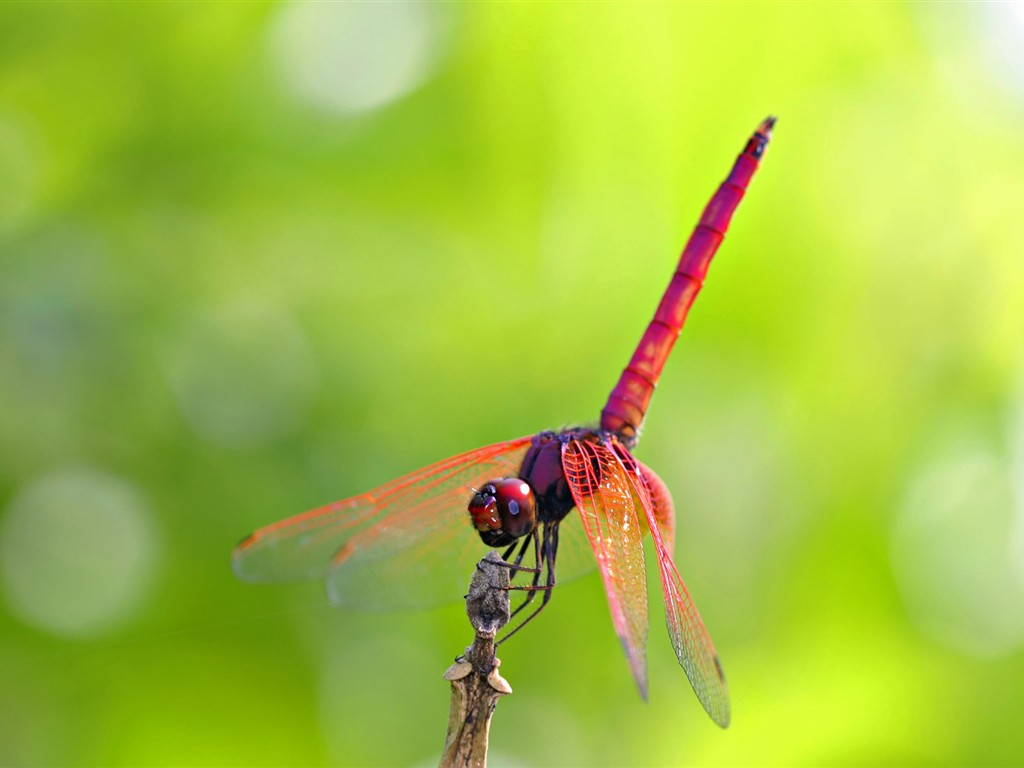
left=439, top=551, right=512, bottom=768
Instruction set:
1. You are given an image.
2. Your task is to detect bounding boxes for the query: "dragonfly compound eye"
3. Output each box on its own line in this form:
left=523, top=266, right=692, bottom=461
left=468, top=478, right=537, bottom=548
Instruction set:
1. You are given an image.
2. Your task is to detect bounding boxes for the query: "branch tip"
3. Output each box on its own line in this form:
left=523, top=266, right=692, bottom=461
left=439, top=552, right=513, bottom=768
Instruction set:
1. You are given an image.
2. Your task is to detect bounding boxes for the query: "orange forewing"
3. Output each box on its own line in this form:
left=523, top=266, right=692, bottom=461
left=232, top=436, right=533, bottom=610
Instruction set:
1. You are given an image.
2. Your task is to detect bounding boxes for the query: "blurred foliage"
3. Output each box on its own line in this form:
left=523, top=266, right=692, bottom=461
left=2, top=2, right=1024, bottom=766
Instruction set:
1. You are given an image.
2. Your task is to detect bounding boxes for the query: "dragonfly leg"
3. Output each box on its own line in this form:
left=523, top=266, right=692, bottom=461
left=496, top=522, right=558, bottom=646
left=502, top=535, right=541, bottom=583
left=483, top=531, right=545, bottom=619
left=504, top=528, right=545, bottom=621
left=469, top=538, right=538, bottom=601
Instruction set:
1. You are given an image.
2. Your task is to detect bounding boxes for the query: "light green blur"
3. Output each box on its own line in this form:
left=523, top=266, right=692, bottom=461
left=2, top=3, right=1023, bottom=766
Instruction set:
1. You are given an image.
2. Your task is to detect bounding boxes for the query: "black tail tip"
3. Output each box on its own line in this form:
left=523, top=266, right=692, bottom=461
left=758, top=115, right=777, bottom=136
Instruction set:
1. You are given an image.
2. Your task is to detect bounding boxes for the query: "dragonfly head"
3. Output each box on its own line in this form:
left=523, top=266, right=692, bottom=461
left=468, top=478, right=537, bottom=547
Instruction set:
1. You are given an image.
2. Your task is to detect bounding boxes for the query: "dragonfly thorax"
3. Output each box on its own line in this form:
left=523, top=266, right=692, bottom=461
left=518, top=430, right=579, bottom=523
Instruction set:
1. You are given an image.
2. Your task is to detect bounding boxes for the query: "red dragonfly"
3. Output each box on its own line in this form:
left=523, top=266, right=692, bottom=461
left=233, top=117, right=775, bottom=728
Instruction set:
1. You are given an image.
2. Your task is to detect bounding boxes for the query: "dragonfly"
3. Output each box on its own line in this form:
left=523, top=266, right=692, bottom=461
left=233, top=117, right=775, bottom=728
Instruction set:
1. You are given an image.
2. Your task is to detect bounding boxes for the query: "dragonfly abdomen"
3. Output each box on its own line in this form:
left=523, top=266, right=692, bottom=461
left=600, top=118, right=775, bottom=446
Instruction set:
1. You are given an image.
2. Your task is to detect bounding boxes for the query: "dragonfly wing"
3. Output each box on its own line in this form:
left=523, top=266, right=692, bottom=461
left=562, top=437, right=649, bottom=699
left=233, top=436, right=534, bottom=611
left=636, top=460, right=675, bottom=555
left=234, top=494, right=379, bottom=584
left=614, top=447, right=730, bottom=727
left=543, top=507, right=598, bottom=585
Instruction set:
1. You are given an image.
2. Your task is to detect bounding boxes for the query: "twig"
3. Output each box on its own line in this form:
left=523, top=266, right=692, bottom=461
left=439, top=551, right=513, bottom=768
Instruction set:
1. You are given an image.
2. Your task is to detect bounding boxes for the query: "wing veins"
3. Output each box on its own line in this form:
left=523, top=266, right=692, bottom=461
left=563, top=438, right=649, bottom=698
left=613, top=446, right=730, bottom=728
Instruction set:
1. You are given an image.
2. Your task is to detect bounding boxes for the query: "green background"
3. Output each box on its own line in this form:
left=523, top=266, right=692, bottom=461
left=2, top=3, right=1024, bottom=766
